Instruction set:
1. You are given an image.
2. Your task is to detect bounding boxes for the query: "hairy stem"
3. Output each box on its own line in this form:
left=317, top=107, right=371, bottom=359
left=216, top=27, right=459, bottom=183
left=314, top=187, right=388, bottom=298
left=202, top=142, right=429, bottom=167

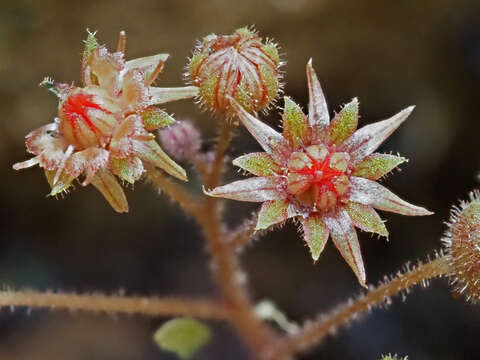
left=268, top=256, right=451, bottom=359
left=227, top=211, right=259, bottom=252
left=198, top=122, right=276, bottom=358
left=148, top=123, right=276, bottom=358
left=206, top=121, right=234, bottom=188
left=146, top=165, right=203, bottom=218
left=0, top=290, right=228, bottom=319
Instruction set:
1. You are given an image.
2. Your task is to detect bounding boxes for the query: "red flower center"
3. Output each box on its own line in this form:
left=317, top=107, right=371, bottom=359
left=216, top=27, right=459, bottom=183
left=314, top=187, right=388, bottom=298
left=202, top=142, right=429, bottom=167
left=59, top=88, right=119, bottom=149
left=286, top=145, right=350, bottom=210
left=293, top=153, right=344, bottom=194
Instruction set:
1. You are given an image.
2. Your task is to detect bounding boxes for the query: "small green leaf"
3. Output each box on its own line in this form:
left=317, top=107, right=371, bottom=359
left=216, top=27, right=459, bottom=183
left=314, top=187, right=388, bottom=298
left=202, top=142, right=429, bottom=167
left=345, top=202, right=388, bottom=237
left=353, top=153, right=407, bottom=180
left=44, top=170, right=74, bottom=196
left=380, top=354, right=408, bottom=360
left=301, top=214, right=329, bottom=261
left=153, top=317, right=211, bottom=359
left=256, top=199, right=289, bottom=230
left=82, top=30, right=99, bottom=65
left=141, top=107, right=176, bottom=131
left=282, top=97, right=310, bottom=148
left=233, top=152, right=281, bottom=176
left=329, top=98, right=358, bottom=145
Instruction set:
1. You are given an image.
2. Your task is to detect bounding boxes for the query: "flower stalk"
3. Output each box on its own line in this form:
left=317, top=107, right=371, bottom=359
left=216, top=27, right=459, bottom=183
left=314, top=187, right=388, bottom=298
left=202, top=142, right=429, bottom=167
left=266, top=255, right=451, bottom=359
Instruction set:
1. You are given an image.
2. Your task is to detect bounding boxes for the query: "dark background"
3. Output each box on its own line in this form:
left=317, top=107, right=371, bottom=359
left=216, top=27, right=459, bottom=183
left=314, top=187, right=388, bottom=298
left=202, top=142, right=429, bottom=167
left=1, top=0, right=480, bottom=359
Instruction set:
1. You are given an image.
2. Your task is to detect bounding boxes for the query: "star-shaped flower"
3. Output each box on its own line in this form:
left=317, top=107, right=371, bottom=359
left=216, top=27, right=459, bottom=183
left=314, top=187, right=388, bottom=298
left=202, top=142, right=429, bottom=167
left=206, top=60, right=432, bottom=286
left=13, top=31, right=199, bottom=212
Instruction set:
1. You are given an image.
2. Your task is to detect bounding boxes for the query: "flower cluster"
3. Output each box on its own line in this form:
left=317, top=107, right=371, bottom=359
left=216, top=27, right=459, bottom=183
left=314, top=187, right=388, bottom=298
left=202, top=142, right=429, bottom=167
left=13, top=31, right=198, bottom=212
left=206, top=60, right=432, bottom=285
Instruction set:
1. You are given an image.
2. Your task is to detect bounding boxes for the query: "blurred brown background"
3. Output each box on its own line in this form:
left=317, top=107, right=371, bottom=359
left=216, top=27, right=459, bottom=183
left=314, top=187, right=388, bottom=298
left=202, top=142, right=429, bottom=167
left=1, top=0, right=480, bottom=359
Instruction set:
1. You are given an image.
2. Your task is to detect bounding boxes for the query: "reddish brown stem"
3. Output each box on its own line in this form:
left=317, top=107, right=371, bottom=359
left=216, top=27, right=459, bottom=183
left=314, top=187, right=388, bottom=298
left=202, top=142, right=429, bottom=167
left=267, top=256, right=451, bottom=359
left=146, top=166, right=203, bottom=218
left=199, top=122, right=276, bottom=358
left=148, top=123, right=276, bottom=358
left=0, top=289, right=228, bottom=319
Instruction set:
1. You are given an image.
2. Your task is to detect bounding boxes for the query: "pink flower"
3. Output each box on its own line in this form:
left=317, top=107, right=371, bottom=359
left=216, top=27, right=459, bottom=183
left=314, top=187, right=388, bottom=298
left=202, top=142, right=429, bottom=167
left=13, top=31, right=199, bottom=213
left=206, top=60, right=432, bottom=286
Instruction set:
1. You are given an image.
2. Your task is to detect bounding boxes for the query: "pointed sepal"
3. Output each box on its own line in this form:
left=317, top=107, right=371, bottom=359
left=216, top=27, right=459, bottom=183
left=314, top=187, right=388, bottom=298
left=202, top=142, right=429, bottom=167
left=349, top=176, right=433, bottom=216
left=301, top=214, right=329, bottom=261
left=341, top=106, right=415, bottom=164
left=328, top=98, right=358, bottom=145
left=90, top=169, right=129, bottom=213
left=306, top=59, right=329, bottom=129
left=282, top=97, right=311, bottom=148
left=205, top=177, right=284, bottom=202
left=345, top=202, right=388, bottom=237
left=229, top=97, right=287, bottom=156
left=148, top=86, right=199, bottom=105
left=135, top=140, right=187, bottom=181
left=324, top=209, right=366, bottom=287
left=125, top=53, right=169, bottom=83
left=44, top=170, right=74, bottom=196
left=352, top=153, right=407, bottom=180
left=233, top=152, right=281, bottom=176
left=109, top=156, right=144, bottom=184
left=82, top=30, right=99, bottom=74
left=256, top=199, right=290, bottom=230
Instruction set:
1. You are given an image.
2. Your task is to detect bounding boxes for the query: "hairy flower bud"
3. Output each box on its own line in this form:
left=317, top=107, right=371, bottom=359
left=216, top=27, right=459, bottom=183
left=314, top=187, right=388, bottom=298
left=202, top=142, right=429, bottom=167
left=188, top=27, right=281, bottom=117
left=443, top=191, right=480, bottom=303
left=159, top=121, right=201, bottom=161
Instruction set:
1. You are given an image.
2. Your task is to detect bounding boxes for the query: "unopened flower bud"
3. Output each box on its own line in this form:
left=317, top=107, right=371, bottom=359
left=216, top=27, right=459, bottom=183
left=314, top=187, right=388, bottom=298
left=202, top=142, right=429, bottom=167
left=159, top=121, right=201, bottom=161
left=443, top=191, right=480, bottom=303
left=188, top=27, right=281, bottom=117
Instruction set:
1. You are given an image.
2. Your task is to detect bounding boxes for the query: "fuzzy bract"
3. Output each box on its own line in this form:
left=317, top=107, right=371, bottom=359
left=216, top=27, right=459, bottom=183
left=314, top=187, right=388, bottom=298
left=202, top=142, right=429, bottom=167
left=206, top=60, right=432, bottom=286
left=13, top=31, right=199, bottom=212
left=188, top=27, right=281, bottom=117
left=443, top=190, right=480, bottom=303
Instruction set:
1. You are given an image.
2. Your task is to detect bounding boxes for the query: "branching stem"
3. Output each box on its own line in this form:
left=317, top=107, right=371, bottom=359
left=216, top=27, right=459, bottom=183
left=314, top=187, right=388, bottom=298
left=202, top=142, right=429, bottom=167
left=267, top=256, right=451, bottom=359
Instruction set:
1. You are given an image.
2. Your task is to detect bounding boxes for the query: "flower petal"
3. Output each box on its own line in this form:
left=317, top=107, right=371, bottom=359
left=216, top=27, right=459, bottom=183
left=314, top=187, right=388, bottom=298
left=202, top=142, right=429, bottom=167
left=229, top=97, right=287, bottom=157
left=120, top=69, right=148, bottom=111
left=282, top=97, right=311, bottom=148
left=141, top=107, right=176, bottom=131
left=109, top=115, right=186, bottom=181
left=328, top=98, right=358, bottom=146
left=324, top=209, right=366, bottom=286
left=88, top=46, right=123, bottom=94
left=233, top=152, right=282, bottom=176
left=13, top=156, right=40, bottom=170
left=125, top=54, right=169, bottom=76
left=344, top=202, right=388, bottom=237
left=205, top=177, right=284, bottom=202
left=306, top=59, right=329, bottom=130
left=134, top=140, right=187, bottom=181
left=352, top=153, right=407, bottom=180
left=44, top=169, right=74, bottom=196
left=90, top=169, right=129, bottom=213
left=256, top=199, right=291, bottom=230
left=301, top=214, right=329, bottom=261
left=109, top=156, right=144, bottom=184
left=341, top=106, right=415, bottom=164
left=64, top=147, right=109, bottom=182
left=348, top=176, right=432, bottom=216
left=148, top=86, right=199, bottom=105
